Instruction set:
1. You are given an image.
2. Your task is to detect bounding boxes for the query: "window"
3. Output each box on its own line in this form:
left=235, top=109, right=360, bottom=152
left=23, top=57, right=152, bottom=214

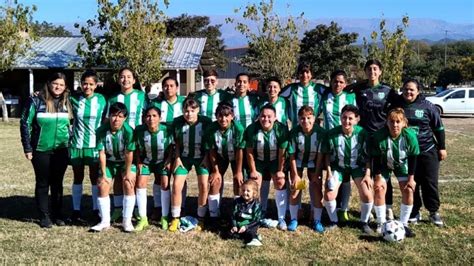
left=449, top=90, right=465, bottom=99
left=469, top=90, right=474, bottom=98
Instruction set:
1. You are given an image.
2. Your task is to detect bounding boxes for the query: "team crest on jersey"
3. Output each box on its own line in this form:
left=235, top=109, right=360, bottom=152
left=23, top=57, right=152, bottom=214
left=377, top=92, right=385, bottom=99
left=415, top=109, right=424, bottom=118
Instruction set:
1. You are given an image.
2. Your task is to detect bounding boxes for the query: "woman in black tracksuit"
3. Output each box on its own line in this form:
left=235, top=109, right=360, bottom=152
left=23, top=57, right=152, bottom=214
left=20, top=72, right=72, bottom=228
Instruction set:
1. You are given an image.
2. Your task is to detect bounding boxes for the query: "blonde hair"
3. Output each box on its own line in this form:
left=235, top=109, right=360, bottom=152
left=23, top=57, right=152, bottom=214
left=241, top=180, right=259, bottom=200
left=42, top=72, right=73, bottom=119
left=387, top=108, right=408, bottom=128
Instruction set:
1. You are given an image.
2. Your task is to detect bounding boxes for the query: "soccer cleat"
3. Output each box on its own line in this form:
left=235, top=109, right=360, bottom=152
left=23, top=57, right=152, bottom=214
left=361, top=222, right=374, bottom=234
left=135, top=217, right=149, bottom=232
left=246, top=238, right=263, bottom=247
left=89, top=222, right=110, bottom=232
left=337, top=210, right=349, bottom=223
left=54, top=218, right=66, bottom=226
left=110, top=208, right=122, bottom=223
left=160, top=216, right=169, bottom=230
left=287, top=219, right=298, bottom=232
left=387, top=208, right=395, bottom=220
left=277, top=219, right=287, bottom=231
left=40, top=215, right=52, bottom=228
left=313, top=220, right=324, bottom=233
left=375, top=223, right=383, bottom=234
left=408, top=212, right=422, bottom=224
left=429, top=212, right=444, bottom=227
left=69, top=210, right=87, bottom=226
left=169, top=218, right=180, bottom=232
left=122, top=220, right=134, bottom=233
left=404, top=226, right=416, bottom=238
left=325, top=222, right=338, bottom=232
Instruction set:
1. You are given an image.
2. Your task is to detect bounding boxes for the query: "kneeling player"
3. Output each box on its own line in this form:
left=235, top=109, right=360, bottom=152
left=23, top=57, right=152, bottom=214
left=90, top=102, right=137, bottom=232
left=169, top=99, right=211, bottom=232
left=135, top=106, right=174, bottom=230
left=288, top=106, right=326, bottom=232
left=321, top=105, right=374, bottom=234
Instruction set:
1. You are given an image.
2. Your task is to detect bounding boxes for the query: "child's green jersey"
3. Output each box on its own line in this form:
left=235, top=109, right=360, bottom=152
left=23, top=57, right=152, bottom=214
left=288, top=124, right=326, bottom=168
left=245, top=121, right=289, bottom=162
left=204, top=121, right=245, bottom=161
left=135, top=124, right=174, bottom=165
left=172, top=115, right=212, bottom=159
left=96, top=123, right=136, bottom=162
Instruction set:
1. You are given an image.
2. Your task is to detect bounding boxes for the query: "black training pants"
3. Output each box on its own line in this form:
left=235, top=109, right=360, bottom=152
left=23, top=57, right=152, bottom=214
left=31, top=148, right=69, bottom=219
left=412, top=148, right=441, bottom=214
left=231, top=223, right=259, bottom=244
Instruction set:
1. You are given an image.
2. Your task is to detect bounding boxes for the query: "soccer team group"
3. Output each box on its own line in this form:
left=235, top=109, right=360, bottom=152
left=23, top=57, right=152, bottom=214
left=20, top=59, right=447, bottom=246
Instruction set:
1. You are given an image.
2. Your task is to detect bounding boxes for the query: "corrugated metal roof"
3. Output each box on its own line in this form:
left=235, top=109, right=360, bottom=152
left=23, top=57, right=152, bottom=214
left=14, top=37, right=206, bottom=70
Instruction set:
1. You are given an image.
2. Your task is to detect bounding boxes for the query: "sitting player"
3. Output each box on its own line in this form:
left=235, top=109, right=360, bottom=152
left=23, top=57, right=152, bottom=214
left=321, top=105, right=374, bottom=234
left=288, top=106, right=326, bottom=232
left=230, top=180, right=262, bottom=247
left=372, top=108, right=419, bottom=237
left=90, top=102, right=137, bottom=232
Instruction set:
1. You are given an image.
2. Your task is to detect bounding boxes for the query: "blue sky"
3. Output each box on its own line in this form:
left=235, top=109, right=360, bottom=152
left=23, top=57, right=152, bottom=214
left=15, top=0, right=474, bottom=24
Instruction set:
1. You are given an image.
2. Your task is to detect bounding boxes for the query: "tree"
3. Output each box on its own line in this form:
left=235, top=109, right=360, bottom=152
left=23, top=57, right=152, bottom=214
left=226, top=0, right=304, bottom=85
left=437, top=67, right=462, bottom=87
left=32, top=21, right=72, bottom=37
left=75, top=0, right=170, bottom=86
left=0, top=0, right=36, bottom=72
left=364, top=16, right=410, bottom=90
left=166, top=14, right=227, bottom=71
left=299, top=22, right=362, bottom=81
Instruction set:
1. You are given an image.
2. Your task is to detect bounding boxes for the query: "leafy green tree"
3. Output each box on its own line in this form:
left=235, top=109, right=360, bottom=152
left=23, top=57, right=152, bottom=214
left=437, top=67, right=462, bottom=87
left=75, top=0, right=170, bottom=86
left=226, top=0, right=304, bottom=85
left=166, top=14, right=227, bottom=70
left=364, top=16, right=410, bottom=89
left=0, top=0, right=36, bottom=72
left=32, top=21, right=72, bottom=37
left=299, top=21, right=362, bottom=81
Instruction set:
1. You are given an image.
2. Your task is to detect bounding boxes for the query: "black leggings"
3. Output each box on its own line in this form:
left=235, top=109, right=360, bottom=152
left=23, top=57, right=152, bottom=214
left=31, top=148, right=69, bottom=219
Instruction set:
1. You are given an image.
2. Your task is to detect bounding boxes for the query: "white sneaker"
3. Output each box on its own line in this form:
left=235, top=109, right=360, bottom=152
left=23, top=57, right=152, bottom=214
left=89, top=222, right=110, bottom=232
left=122, top=220, right=134, bottom=233
left=408, top=212, right=422, bottom=224
left=246, top=238, right=263, bottom=247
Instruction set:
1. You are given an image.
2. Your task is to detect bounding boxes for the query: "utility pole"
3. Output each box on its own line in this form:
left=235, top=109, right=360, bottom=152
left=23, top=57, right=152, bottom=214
left=444, top=30, right=448, bottom=68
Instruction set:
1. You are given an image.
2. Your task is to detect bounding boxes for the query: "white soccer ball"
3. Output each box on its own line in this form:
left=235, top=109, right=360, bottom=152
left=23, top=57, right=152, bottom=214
left=382, top=220, right=406, bottom=242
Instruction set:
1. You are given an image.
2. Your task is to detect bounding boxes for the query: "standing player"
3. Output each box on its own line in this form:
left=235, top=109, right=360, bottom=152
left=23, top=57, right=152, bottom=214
left=245, top=104, right=289, bottom=230
left=232, top=73, right=259, bottom=129
left=169, top=99, right=212, bottom=232
left=320, top=70, right=357, bottom=223
left=321, top=105, right=374, bottom=234
left=135, top=106, right=174, bottom=231
left=258, top=77, right=291, bottom=125
left=148, top=77, right=186, bottom=221
left=194, top=69, right=232, bottom=121
left=90, top=102, right=137, bottom=232
left=287, top=106, right=325, bottom=232
left=69, top=70, right=107, bottom=224
left=371, top=108, right=419, bottom=237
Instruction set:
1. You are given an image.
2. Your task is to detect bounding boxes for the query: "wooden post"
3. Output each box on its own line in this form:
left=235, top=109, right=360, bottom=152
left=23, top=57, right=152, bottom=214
left=0, top=92, right=9, bottom=122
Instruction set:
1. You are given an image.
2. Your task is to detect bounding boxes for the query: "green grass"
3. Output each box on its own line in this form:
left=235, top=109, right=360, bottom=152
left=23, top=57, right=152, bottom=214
left=0, top=119, right=473, bottom=264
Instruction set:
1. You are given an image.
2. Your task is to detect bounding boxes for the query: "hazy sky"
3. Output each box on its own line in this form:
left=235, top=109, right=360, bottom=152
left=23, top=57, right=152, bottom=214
left=15, top=0, right=474, bottom=24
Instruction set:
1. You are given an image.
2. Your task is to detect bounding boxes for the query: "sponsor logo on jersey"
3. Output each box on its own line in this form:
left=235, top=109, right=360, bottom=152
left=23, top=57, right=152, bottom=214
left=415, top=109, right=424, bottom=118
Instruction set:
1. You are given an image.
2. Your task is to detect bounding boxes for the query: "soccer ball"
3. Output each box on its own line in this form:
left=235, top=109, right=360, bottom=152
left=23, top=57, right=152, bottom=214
left=382, top=220, right=406, bottom=242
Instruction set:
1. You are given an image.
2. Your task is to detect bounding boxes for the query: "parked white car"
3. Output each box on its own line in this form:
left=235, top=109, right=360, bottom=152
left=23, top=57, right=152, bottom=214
left=426, top=87, right=474, bottom=115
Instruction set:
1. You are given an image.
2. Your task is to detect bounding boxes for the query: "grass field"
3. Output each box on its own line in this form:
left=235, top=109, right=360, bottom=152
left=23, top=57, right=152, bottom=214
left=0, top=118, right=473, bottom=264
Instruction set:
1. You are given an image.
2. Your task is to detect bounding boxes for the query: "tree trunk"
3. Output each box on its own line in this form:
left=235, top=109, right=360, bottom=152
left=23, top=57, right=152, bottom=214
left=0, top=92, right=9, bottom=122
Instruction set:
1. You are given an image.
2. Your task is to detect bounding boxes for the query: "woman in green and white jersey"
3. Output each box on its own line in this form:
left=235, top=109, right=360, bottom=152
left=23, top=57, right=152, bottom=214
left=232, top=73, right=259, bottom=129
left=257, top=77, right=291, bottom=126
left=193, top=69, right=232, bottom=121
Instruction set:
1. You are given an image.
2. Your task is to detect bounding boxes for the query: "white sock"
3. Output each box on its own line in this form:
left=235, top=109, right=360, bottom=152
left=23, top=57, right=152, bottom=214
left=260, top=180, right=271, bottom=213
left=97, top=196, right=110, bottom=224
left=400, top=204, right=413, bottom=226
left=72, top=184, right=83, bottom=211
left=289, top=204, right=299, bottom=220
left=91, top=185, right=98, bottom=210
left=153, top=184, right=161, bottom=208
left=360, top=202, right=374, bottom=223
left=113, top=195, right=123, bottom=208
left=136, top=188, right=147, bottom=218
left=181, top=182, right=187, bottom=209
left=324, top=200, right=338, bottom=223
left=122, top=195, right=136, bottom=219
left=197, top=206, right=207, bottom=218
left=161, top=189, right=170, bottom=217
left=171, top=206, right=181, bottom=218
left=275, top=189, right=288, bottom=220
left=208, top=193, right=221, bottom=218
left=313, top=207, right=323, bottom=221
left=374, top=205, right=387, bottom=224
left=340, top=182, right=351, bottom=211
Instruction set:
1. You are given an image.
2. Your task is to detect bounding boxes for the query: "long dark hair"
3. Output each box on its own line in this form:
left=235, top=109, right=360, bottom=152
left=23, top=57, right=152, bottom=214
left=42, top=72, right=72, bottom=119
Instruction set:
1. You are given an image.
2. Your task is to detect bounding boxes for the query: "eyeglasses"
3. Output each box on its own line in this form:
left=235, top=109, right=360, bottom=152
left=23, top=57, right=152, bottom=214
left=204, top=78, right=217, bottom=84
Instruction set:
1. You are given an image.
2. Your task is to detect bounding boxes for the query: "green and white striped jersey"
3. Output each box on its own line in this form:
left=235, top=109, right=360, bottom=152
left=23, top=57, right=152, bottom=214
left=232, top=94, right=259, bottom=129
left=70, top=93, right=107, bottom=149
left=172, top=115, right=212, bottom=159
left=204, top=121, right=245, bottom=161
left=108, top=89, right=146, bottom=129
left=322, top=125, right=369, bottom=171
left=245, top=121, right=289, bottom=162
left=135, top=124, right=174, bottom=165
left=96, top=123, right=136, bottom=163
left=282, top=81, right=325, bottom=123
left=371, top=127, right=420, bottom=173
left=257, top=96, right=291, bottom=124
left=148, top=95, right=186, bottom=125
left=194, top=89, right=232, bottom=121
left=321, top=91, right=357, bottom=130
left=288, top=124, right=326, bottom=168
